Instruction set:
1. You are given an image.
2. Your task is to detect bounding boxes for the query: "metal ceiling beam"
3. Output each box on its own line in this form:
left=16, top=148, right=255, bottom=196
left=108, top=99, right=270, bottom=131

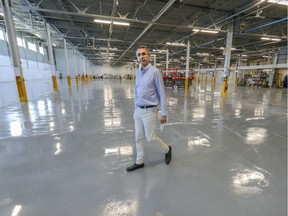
left=107, top=0, right=117, bottom=49
left=113, top=0, right=177, bottom=65
left=12, top=5, right=149, bottom=24
left=176, top=1, right=267, bottom=42
left=12, top=5, right=229, bottom=33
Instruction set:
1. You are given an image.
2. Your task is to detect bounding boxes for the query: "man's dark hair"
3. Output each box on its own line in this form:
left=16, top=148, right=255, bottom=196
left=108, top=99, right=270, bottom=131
left=137, top=45, right=150, bottom=55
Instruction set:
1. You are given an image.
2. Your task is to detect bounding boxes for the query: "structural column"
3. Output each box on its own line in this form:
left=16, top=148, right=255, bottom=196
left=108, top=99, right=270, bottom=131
left=150, top=54, right=156, bottom=67
left=235, top=56, right=241, bottom=85
left=1, top=0, right=27, bottom=102
left=213, top=60, right=218, bottom=85
left=85, top=61, right=88, bottom=80
left=74, top=49, right=78, bottom=86
left=222, top=23, right=233, bottom=97
left=269, top=51, right=279, bottom=88
left=166, top=49, right=169, bottom=69
left=185, top=40, right=190, bottom=90
left=81, top=56, right=86, bottom=82
left=87, top=62, right=90, bottom=80
left=64, top=38, right=71, bottom=88
left=46, top=22, right=58, bottom=91
left=197, top=62, right=201, bottom=84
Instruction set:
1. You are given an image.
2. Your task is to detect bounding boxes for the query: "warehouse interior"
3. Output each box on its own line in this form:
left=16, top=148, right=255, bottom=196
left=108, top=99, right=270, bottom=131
left=0, top=0, right=287, bottom=82
left=0, top=0, right=287, bottom=216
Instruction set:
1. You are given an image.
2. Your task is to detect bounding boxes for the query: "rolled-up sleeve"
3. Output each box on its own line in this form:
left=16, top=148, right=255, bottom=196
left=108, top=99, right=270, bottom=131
left=155, top=69, right=167, bottom=116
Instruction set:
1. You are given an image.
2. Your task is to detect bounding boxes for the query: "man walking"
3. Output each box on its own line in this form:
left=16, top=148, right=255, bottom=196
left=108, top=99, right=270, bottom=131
left=126, top=45, right=172, bottom=172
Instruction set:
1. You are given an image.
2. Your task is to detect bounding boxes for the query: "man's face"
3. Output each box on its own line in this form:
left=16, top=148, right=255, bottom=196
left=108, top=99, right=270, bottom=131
left=136, top=48, right=150, bottom=67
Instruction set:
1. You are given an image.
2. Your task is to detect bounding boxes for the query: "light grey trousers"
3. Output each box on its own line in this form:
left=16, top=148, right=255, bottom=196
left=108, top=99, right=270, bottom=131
left=134, top=106, right=169, bottom=164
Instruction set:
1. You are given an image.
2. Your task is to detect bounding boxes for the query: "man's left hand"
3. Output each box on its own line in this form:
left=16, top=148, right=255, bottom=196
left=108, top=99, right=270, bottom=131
left=160, top=115, right=167, bottom=124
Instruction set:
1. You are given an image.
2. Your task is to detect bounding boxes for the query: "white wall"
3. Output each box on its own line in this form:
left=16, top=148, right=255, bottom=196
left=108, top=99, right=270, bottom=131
left=94, top=64, right=134, bottom=77
left=55, top=48, right=72, bottom=77
left=55, top=48, right=92, bottom=78
left=23, top=63, right=52, bottom=80
left=0, top=56, right=51, bottom=82
left=0, top=29, right=52, bottom=82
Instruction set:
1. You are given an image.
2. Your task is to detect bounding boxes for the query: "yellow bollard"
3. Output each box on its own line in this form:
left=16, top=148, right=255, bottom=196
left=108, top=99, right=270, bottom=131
left=81, top=74, right=85, bottom=85
left=52, top=75, right=58, bottom=92
left=221, top=78, right=228, bottom=97
left=75, top=75, right=79, bottom=86
left=235, top=77, right=239, bottom=85
left=67, top=75, right=71, bottom=88
left=185, top=77, right=189, bottom=90
left=15, top=76, right=28, bottom=102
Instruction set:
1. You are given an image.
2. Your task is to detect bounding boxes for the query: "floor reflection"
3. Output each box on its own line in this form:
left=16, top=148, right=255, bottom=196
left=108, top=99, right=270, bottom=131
left=0, top=79, right=286, bottom=216
left=230, top=167, right=270, bottom=197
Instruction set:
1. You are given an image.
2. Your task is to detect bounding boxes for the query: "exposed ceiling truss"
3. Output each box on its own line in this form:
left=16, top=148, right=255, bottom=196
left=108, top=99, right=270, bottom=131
left=0, top=0, right=287, bottom=67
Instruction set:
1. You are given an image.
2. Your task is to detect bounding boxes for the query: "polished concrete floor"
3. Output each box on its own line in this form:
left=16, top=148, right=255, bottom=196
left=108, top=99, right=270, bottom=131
left=0, top=79, right=287, bottom=216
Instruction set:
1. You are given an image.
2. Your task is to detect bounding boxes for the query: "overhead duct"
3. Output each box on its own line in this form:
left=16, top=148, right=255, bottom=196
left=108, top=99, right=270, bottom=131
left=242, top=17, right=288, bottom=33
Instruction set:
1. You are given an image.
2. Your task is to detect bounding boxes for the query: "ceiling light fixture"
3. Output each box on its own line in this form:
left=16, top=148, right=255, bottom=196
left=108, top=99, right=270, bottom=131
left=196, top=52, right=210, bottom=56
left=166, top=42, right=186, bottom=47
left=98, top=47, right=118, bottom=51
left=267, top=0, right=288, bottom=6
left=261, top=37, right=271, bottom=40
left=193, top=28, right=219, bottom=34
left=201, top=29, right=219, bottom=34
left=152, top=49, right=168, bottom=53
left=34, top=33, right=41, bottom=38
left=261, top=37, right=281, bottom=41
left=94, top=19, right=111, bottom=24
left=94, top=19, right=130, bottom=26
left=113, top=21, right=130, bottom=26
left=99, top=52, right=115, bottom=55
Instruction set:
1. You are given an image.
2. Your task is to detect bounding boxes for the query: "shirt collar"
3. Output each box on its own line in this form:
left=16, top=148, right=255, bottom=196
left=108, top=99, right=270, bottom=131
left=141, top=63, right=151, bottom=72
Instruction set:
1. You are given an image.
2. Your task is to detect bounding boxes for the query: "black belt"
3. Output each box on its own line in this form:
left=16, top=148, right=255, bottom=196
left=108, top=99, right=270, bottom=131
left=138, top=105, right=157, bottom=109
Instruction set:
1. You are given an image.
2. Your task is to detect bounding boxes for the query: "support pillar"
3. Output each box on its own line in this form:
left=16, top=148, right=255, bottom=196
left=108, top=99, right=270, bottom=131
left=46, top=22, right=58, bottom=91
left=81, top=57, right=85, bottom=84
left=74, top=49, right=79, bottom=87
left=222, top=24, right=233, bottom=97
left=197, top=62, right=201, bottom=84
left=166, top=49, right=169, bottom=69
left=2, top=0, right=27, bottom=102
left=185, top=40, right=190, bottom=90
left=269, top=50, right=279, bottom=88
left=235, top=56, right=241, bottom=85
left=64, top=38, right=71, bottom=88
left=153, top=54, right=156, bottom=66
left=213, top=60, right=217, bottom=86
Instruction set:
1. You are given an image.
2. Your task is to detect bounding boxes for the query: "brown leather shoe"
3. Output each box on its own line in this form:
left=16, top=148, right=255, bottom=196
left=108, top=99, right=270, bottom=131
left=126, top=163, right=144, bottom=172
left=165, top=146, right=172, bottom=164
